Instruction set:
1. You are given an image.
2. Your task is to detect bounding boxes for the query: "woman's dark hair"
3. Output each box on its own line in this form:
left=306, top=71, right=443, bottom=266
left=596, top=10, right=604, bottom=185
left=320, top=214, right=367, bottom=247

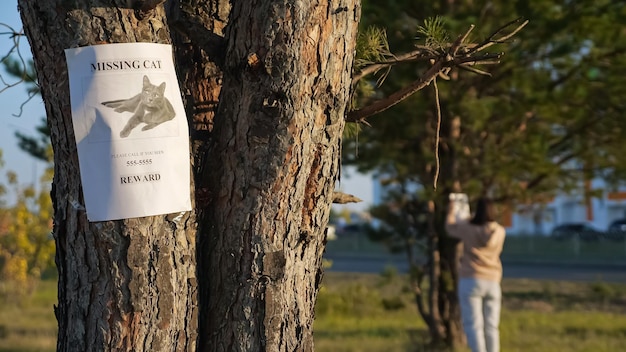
left=470, top=197, right=496, bottom=225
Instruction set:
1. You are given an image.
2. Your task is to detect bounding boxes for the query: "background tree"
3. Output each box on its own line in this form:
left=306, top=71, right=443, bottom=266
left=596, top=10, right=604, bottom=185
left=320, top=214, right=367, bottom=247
left=0, top=153, right=54, bottom=301
left=346, top=0, right=626, bottom=348
left=1, top=59, right=50, bottom=162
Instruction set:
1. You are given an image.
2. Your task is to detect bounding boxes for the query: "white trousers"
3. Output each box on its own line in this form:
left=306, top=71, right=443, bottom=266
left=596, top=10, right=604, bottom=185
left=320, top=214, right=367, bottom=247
left=458, top=277, right=501, bottom=352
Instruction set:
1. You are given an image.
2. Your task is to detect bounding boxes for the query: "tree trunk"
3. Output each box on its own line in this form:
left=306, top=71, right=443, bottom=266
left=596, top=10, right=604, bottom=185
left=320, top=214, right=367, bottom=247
left=425, top=200, right=447, bottom=344
left=18, top=2, right=198, bottom=351
left=440, top=236, right=464, bottom=348
left=165, top=1, right=229, bottom=349
left=438, top=113, right=464, bottom=348
left=417, top=97, right=465, bottom=348
left=19, top=0, right=361, bottom=351
left=202, top=1, right=360, bottom=350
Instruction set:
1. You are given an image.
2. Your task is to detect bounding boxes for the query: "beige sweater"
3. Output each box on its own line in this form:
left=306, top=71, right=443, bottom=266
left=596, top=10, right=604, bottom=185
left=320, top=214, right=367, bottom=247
left=445, top=218, right=506, bottom=283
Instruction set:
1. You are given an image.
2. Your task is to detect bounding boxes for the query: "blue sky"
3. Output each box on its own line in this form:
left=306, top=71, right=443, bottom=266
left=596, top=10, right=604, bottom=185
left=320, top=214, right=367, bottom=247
left=0, top=1, right=47, bottom=191
left=0, top=1, right=373, bottom=211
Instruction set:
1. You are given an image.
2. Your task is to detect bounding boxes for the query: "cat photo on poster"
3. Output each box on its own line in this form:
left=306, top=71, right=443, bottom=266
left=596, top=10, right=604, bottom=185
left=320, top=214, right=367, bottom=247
left=101, top=75, right=176, bottom=138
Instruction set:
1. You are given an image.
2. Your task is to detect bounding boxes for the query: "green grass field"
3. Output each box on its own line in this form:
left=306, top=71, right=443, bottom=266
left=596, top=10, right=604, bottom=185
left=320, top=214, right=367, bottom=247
left=0, top=279, right=57, bottom=352
left=2, top=272, right=626, bottom=351
left=314, top=273, right=626, bottom=352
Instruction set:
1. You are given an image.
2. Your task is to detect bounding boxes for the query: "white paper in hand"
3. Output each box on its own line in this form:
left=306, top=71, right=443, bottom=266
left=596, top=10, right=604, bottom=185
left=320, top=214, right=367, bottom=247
left=449, top=193, right=471, bottom=221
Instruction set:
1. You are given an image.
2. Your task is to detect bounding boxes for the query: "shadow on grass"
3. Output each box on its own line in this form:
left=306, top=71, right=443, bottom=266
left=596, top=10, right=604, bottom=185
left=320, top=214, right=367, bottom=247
left=406, top=328, right=457, bottom=352
left=315, top=327, right=452, bottom=351
left=315, top=326, right=404, bottom=339
left=504, top=288, right=626, bottom=312
left=563, top=326, right=626, bottom=338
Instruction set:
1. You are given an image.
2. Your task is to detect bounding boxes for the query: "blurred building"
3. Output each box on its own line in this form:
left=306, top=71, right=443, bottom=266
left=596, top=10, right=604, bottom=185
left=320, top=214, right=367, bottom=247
left=504, top=179, right=626, bottom=235
left=372, top=175, right=626, bottom=236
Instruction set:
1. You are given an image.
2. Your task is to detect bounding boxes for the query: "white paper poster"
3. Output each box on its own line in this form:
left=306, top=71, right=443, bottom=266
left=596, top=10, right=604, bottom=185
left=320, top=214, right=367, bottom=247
left=449, top=193, right=471, bottom=221
left=65, top=43, right=191, bottom=221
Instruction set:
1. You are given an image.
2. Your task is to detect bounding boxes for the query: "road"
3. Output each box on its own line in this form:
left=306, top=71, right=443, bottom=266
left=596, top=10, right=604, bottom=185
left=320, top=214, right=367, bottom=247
left=325, top=254, right=626, bottom=283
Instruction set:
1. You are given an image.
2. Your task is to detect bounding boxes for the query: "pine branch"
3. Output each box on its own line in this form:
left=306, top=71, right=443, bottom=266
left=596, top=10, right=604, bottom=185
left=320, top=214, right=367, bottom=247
left=347, top=19, right=526, bottom=123
left=465, top=17, right=529, bottom=56
left=347, top=59, right=445, bottom=122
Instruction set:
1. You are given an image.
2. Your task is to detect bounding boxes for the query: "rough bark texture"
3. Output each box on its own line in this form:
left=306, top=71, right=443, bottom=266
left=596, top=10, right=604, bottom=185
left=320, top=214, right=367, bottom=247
left=165, top=2, right=229, bottom=349
left=18, top=1, right=197, bottom=351
left=203, top=0, right=360, bottom=351
left=18, top=0, right=361, bottom=350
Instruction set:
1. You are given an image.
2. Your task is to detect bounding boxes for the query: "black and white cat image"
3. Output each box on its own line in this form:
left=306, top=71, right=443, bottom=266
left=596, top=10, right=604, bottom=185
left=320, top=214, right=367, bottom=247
left=101, top=75, right=176, bottom=138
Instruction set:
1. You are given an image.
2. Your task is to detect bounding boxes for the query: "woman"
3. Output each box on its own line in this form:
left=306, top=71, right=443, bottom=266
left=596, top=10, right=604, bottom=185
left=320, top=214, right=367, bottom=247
left=446, top=197, right=506, bottom=352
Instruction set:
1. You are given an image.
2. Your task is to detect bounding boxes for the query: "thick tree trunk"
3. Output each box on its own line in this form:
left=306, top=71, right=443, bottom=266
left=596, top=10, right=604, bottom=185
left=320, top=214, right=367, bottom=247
left=19, top=0, right=360, bottom=350
left=203, top=0, right=360, bottom=350
left=19, top=2, right=198, bottom=351
left=165, top=1, right=229, bottom=350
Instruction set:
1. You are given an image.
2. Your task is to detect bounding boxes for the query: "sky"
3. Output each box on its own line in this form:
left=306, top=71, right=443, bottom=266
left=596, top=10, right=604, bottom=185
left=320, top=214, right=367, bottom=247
left=0, top=1, right=48, bottom=190
left=0, top=2, right=374, bottom=212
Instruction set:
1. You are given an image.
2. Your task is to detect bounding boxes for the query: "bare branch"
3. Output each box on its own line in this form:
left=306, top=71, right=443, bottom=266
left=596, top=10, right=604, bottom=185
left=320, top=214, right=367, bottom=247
left=332, top=191, right=362, bottom=204
left=13, top=90, right=39, bottom=117
left=449, top=24, right=474, bottom=57
left=352, top=48, right=437, bottom=86
left=466, top=18, right=528, bottom=55
left=458, top=64, right=492, bottom=76
left=453, top=52, right=503, bottom=65
left=0, top=23, right=39, bottom=116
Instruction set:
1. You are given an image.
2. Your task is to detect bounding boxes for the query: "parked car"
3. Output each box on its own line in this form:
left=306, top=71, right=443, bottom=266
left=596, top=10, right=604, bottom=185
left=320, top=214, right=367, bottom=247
left=550, top=223, right=603, bottom=241
left=606, top=219, right=626, bottom=241
left=338, top=223, right=365, bottom=235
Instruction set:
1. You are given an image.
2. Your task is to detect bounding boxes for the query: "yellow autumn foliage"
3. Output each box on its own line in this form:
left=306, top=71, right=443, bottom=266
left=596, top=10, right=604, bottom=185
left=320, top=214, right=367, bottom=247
left=0, top=153, right=54, bottom=300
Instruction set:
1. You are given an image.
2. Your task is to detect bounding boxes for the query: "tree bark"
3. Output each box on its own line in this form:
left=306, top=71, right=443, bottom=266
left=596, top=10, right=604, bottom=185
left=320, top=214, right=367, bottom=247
left=18, top=2, right=198, bottom=351
left=19, top=0, right=361, bottom=351
left=165, top=1, right=229, bottom=350
left=202, top=1, right=360, bottom=350
left=438, top=112, right=464, bottom=348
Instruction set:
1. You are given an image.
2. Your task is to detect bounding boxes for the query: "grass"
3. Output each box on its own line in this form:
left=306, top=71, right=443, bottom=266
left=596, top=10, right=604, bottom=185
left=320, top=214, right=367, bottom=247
left=314, top=271, right=426, bottom=352
left=0, top=279, right=57, bottom=352
left=314, top=273, right=626, bottom=352
left=3, top=273, right=626, bottom=351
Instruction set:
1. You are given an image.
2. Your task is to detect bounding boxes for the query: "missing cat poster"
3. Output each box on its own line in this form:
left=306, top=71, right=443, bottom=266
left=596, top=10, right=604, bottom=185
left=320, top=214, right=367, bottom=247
left=65, top=43, right=191, bottom=221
